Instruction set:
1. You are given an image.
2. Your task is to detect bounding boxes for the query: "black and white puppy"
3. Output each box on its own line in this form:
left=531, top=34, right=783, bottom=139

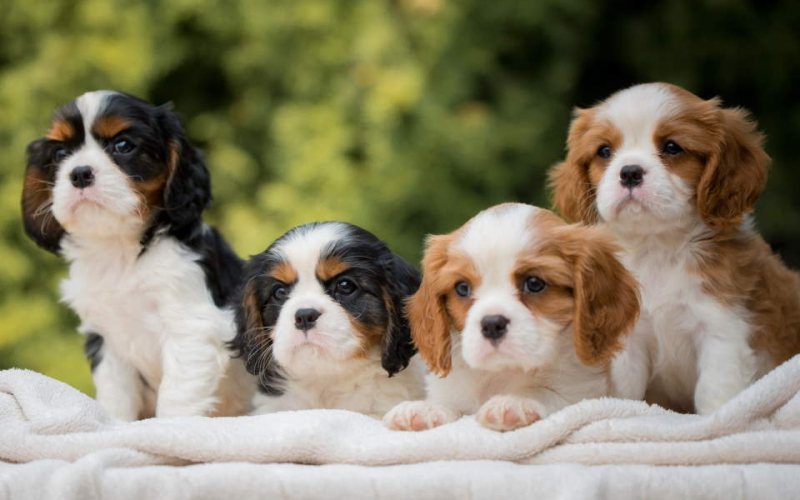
left=231, top=222, right=425, bottom=417
left=21, top=91, right=254, bottom=420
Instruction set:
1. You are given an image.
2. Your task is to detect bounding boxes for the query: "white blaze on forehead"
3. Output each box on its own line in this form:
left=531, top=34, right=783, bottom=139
left=597, top=83, right=681, bottom=149
left=75, top=90, right=118, bottom=137
left=456, top=203, right=539, bottom=291
left=275, top=223, right=350, bottom=290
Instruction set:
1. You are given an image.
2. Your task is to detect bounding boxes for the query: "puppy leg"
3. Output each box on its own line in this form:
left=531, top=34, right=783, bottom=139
left=694, top=320, right=757, bottom=414
left=93, top=348, right=145, bottom=421
left=383, top=400, right=460, bottom=431
left=609, top=322, right=652, bottom=401
left=156, top=334, right=228, bottom=418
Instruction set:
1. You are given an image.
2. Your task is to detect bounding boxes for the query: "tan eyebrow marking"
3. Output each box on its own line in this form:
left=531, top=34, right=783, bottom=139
left=93, top=115, right=131, bottom=138
left=316, top=257, right=348, bottom=281
left=271, top=262, right=298, bottom=284
left=45, top=119, right=75, bottom=142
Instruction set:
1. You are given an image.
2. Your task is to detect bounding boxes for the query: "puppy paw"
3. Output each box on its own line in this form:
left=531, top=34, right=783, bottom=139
left=476, top=395, right=544, bottom=432
left=383, top=401, right=459, bottom=431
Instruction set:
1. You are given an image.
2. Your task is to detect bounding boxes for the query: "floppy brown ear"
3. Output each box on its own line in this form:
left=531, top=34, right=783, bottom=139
left=548, top=108, right=599, bottom=224
left=407, top=234, right=454, bottom=377
left=697, top=106, right=770, bottom=232
left=21, top=138, right=65, bottom=253
left=558, top=226, right=640, bottom=365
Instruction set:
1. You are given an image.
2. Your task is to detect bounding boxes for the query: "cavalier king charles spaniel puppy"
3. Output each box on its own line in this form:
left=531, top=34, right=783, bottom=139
left=230, top=222, right=425, bottom=417
left=384, top=203, right=640, bottom=431
left=549, top=82, right=800, bottom=414
left=21, top=91, right=254, bottom=420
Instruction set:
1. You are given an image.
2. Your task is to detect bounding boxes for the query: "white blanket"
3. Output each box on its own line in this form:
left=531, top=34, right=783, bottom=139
left=3, top=356, right=800, bottom=499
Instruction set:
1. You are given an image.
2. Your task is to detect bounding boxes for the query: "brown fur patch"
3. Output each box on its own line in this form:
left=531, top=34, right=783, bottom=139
left=271, top=262, right=298, bottom=284
left=22, top=168, right=63, bottom=241
left=692, top=231, right=800, bottom=367
left=45, top=119, right=75, bottom=142
left=542, top=222, right=641, bottom=364
left=316, top=257, right=348, bottom=282
left=93, top=115, right=131, bottom=138
left=407, top=233, right=458, bottom=376
left=549, top=108, right=622, bottom=224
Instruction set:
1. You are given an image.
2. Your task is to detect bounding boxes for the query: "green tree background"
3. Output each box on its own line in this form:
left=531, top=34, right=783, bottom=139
left=1, top=0, right=798, bottom=394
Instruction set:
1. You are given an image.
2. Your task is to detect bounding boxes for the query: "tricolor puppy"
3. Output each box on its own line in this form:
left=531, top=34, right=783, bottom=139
left=231, top=222, right=425, bottom=417
left=21, top=91, right=254, bottom=419
left=549, top=82, right=800, bottom=414
left=384, top=203, right=639, bottom=432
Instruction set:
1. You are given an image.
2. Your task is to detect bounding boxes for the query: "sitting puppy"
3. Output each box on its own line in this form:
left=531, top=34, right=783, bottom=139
left=21, top=91, right=254, bottom=419
left=384, top=203, right=640, bottom=431
left=231, top=222, right=425, bottom=417
left=549, top=82, right=800, bottom=413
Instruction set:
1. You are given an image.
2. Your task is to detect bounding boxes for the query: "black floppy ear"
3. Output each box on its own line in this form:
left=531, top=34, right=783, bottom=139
left=21, top=138, right=65, bottom=253
left=380, top=253, right=421, bottom=376
left=156, top=103, right=211, bottom=240
left=230, top=267, right=284, bottom=395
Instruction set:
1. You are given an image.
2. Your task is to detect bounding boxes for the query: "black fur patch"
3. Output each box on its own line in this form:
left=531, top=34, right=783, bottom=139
left=83, top=332, right=104, bottom=372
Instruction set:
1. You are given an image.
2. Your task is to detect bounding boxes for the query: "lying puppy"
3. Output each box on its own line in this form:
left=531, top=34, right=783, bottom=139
left=549, top=82, right=800, bottom=413
left=21, top=91, right=254, bottom=419
left=384, top=203, right=640, bottom=431
left=231, top=222, right=425, bottom=417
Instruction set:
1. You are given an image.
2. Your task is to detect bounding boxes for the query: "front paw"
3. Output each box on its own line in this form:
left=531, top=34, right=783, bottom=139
left=476, top=395, right=543, bottom=432
left=383, top=401, right=459, bottom=431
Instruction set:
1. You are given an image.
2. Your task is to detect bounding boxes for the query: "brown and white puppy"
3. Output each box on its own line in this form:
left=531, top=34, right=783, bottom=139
left=384, top=203, right=640, bottom=431
left=231, top=222, right=425, bottom=418
left=549, top=82, right=800, bottom=414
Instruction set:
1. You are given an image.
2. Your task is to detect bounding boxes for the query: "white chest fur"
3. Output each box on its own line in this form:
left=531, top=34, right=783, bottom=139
left=612, top=225, right=764, bottom=413
left=59, top=234, right=249, bottom=418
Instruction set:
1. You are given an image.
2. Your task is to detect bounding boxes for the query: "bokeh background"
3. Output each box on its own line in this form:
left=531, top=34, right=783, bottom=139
left=1, top=0, right=798, bottom=394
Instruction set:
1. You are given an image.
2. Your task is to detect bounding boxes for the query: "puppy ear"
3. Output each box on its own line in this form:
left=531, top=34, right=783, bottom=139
left=407, top=234, right=454, bottom=376
left=697, top=106, right=770, bottom=231
left=379, top=253, right=421, bottom=376
left=156, top=104, right=211, bottom=239
left=21, top=138, right=65, bottom=253
left=558, top=226, right=640, bottom=364
left=549, top=108, right=599, bottom=224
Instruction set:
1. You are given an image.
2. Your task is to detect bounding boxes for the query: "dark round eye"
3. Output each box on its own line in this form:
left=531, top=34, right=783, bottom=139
left=662, top=140, right=683, bottom=156
left=523, top=277, right=547, bottom=295
left=336, top=279, right=357, bottom=295
left=455, top=281, right=471, bottom=298
left=113, top=139, right=136, bottom=155
left=273, top=286, right=288, bottom=302
left=53, top=148, right=68, bottom=162
left=597, top=145, right=612, bottom=159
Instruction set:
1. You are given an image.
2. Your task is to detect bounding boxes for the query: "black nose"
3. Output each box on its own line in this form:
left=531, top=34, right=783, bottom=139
left=295, top=308, right=321, bottom=332
left=481, top=315, right=509, bottom=341
left=619, top=165, right=644, bottom=188
left=70, top=166, right=95, bottom=189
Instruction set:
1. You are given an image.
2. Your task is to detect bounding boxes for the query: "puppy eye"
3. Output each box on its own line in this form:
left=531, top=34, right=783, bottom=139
left=662, top=140, right=683, bottom=156
left=455, top=281, right=471, bottom=298
left=597, top=145, right=612, bottom=159
left=272, top=286, right=288, bottom=302
left=522, top=277, right=547, bottom=295
left=113, top=139, right=136, bottom=155
left=335, top=279, right=357, bottom=295
left=53, top=148, right=68, bottom=162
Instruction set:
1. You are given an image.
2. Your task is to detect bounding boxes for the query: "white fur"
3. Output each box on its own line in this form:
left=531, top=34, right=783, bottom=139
left=590, top=84, right=769, bottom=413
left=384, top=204, right=610, bottom=432
left=52, top=91, right=253, bottom=420
left=251, top=223, right=425, bottom=417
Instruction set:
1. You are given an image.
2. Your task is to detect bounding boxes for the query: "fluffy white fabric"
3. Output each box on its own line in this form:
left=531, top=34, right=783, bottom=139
left=3, top=356, right=800, bottom=499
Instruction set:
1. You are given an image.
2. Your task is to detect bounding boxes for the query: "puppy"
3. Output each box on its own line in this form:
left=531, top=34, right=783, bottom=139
left=21, top=91, right=254, bottom=419
left=230, top=222, right=425, bottom=417
left=384, top=203, right=640, bottom=431
left=549, top=82, right=800, bottom=414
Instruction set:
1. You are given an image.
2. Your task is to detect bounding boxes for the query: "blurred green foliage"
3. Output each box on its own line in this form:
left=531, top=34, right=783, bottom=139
left=1, top=0, right=798, bottom=395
